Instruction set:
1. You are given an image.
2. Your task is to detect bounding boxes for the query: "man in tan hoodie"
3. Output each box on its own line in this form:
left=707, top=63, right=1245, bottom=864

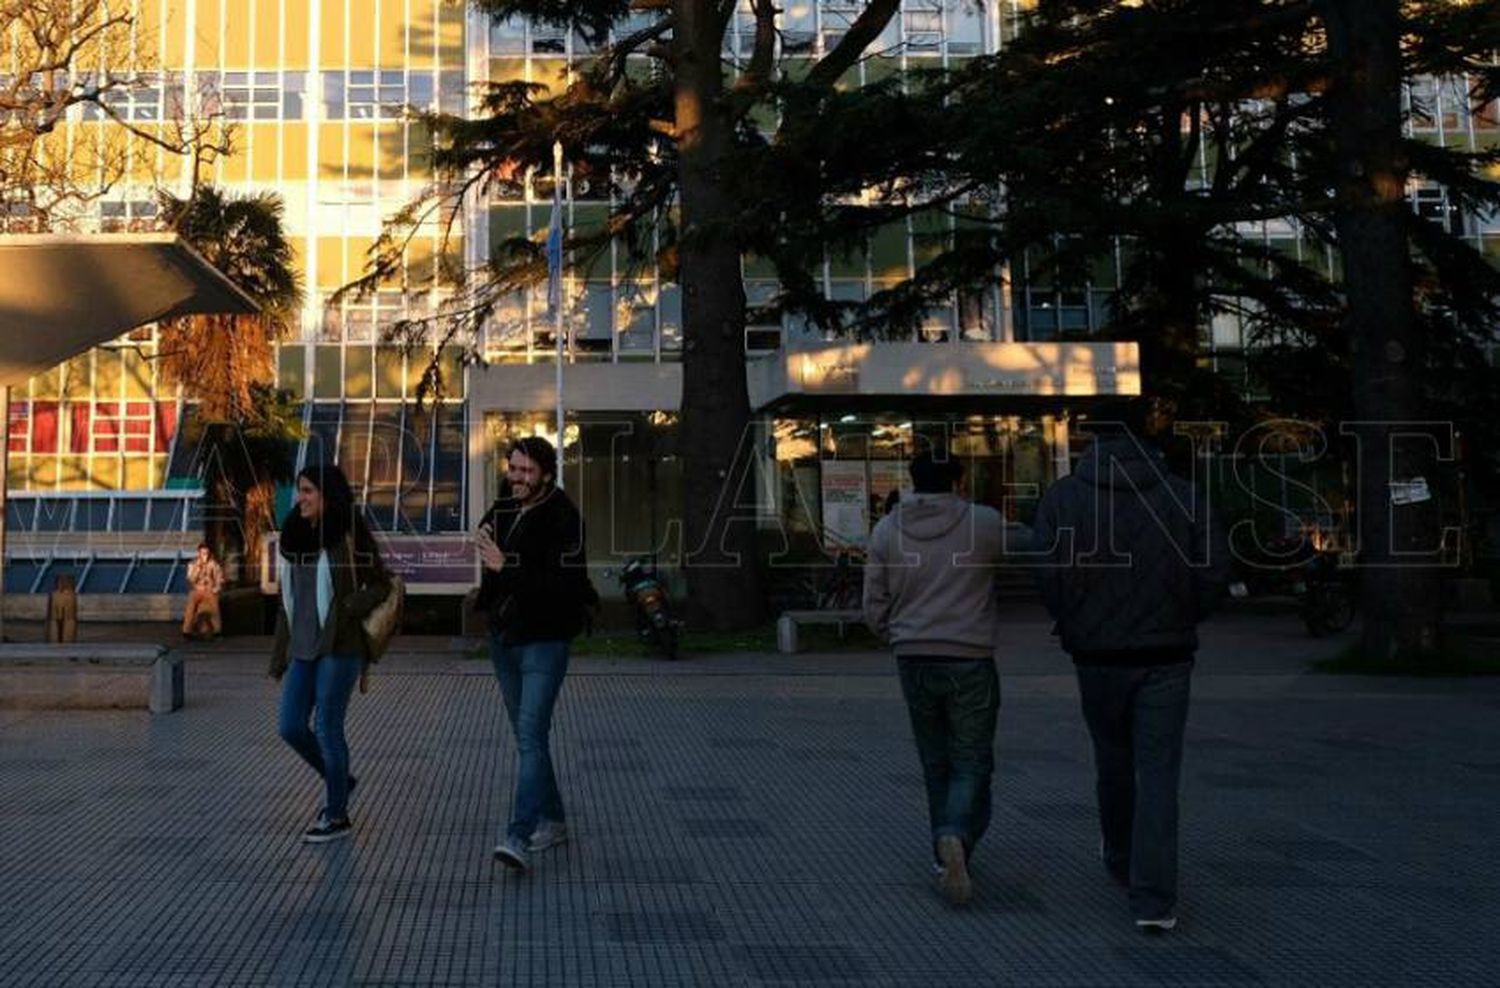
left=863, top=445, right=1020, bottom=906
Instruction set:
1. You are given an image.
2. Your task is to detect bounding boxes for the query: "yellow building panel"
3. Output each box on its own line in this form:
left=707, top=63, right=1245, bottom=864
left=95, top=351, right=123, bottom=397
left=440, top=237, right=462, bottom=277
left=346, top=237, right=378, bottom=287
left=160, top=143, right=185, bottom=182
left=129, top=135, right=161, bottom=184
left=123, top=456, right=157, bottom=489
left=123, top=350, right=153, bottom=398
left=376, top=346, right=405, bottom=397
left=163, top=1, right=188, bottom=68
left=345, top=347, right=373, bottom=397
left=29, top=456, right=59, bottom=489
left=284, top=0, right=310, bottom=66
left=281, top=123, right=309, bottom=179
left=405, top=237, right=435, bottom=286
left=220, top=136, right=251, bottom=184
left=224, top=0, right=252, bottom=65
left=437, top=0, right=464, bottom=65
left=250, top=123, right=280, bottom=181
left=407, top=0, right=439, bottom=67
left=134, top=0, right=168, bottom=69
left=58, top=455, right=88, bottom=489
left=319, top=123, right=346, bottom=180
left=317, top=237, right=346, bottom=289
left=93, top=456, right=123, bottom=491
left=348, top=124, right=378, bottom=183
left=195, top=0, right=222, bottom=65
left=321, top=0, right=347, bottom=66
left=62, top=356, right=92, bottom=401
left=254, top=0, right=282, bottom=65
left=30, top=368, right=62, bottom=400
left=349, top=0, right=378, bottom=67
left=408, top=120, right=433, bottom=180
left=377, top=124, right=404, bottom=182
left=378, top=0, right=405, bottom=67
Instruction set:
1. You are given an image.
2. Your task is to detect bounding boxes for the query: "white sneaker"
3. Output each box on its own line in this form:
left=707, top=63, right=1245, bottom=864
left=936, top=835, right=972, bottom=906
left=527, top=820, right=569, bottom=853
left=1135, top=916, right=1178, bottom=932
left=493, top=836, right=529, bottom=871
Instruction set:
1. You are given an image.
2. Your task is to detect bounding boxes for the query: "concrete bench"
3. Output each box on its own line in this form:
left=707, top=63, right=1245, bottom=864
left=776, top=609, right=865, bottom=653
left=0, top=644, right=184, bottom=714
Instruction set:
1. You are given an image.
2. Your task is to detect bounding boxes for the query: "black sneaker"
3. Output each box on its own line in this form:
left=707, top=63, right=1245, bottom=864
left=302, top=814, right=352, bottom=844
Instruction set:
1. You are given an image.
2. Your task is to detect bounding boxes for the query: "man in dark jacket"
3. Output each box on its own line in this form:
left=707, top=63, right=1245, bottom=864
left=1032, top=398, right=1229, bottom=932
left=475, top=436, right=597, bottom=871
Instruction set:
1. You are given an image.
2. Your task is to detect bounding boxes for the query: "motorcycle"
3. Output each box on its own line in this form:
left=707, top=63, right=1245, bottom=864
left=1296, top=549, right=1357, bottom=637
left=1229, top=532, right=1356, bottom=637
left=617, top=556, right=681, bottom=660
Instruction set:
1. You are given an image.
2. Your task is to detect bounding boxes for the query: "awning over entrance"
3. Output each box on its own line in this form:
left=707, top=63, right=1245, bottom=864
left=748, top=341, right=1140, bottom=412
left=0, top=233, right=258, bottom=388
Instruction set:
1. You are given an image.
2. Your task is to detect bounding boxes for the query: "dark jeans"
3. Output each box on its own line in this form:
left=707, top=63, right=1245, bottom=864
left=897, top=657, right=1000, bottom=859
left=1075, top=660, right=1193, bottom=920
left=277, top=654, right=362, bottom=820
left=490, top=638, right=570, bottom=841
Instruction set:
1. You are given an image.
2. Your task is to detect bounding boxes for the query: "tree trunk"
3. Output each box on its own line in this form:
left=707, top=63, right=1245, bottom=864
left=673, top=0, right=766, bottom=629
left=1321, top=0, right=1443, bottom=661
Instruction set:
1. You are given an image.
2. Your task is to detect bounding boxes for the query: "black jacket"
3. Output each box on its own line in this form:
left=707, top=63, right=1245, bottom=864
left=474, top=487, right=597, bottom=643
left=1031, top=435, right=1230, bottom=663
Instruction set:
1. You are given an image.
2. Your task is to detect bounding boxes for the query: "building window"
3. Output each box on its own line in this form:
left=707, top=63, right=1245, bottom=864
left=324, top=70, right=437, bottom=120
left=90, top=401, right=155, bottom=453
left=8, top=402, right=28, bottom=453
left=87, top=73, right=183, bottom=121
left=99, top=199, right=158, bottom=232
left=63, top=401, right=174, bottom=455
left=324, top=291, right=409, bottom=342
left=218, top=71, right=280, bottom=120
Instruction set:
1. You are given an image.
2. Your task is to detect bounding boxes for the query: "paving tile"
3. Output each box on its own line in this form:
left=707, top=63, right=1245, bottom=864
left=3, top=630, right=1499, bottom=986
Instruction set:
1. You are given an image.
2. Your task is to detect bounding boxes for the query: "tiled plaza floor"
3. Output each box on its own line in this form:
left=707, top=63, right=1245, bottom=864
left=2, top=607, right=1497, bottom=986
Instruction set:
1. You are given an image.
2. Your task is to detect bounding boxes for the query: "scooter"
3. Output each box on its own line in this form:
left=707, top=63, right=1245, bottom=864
left=1229, top=533, right=1356, bottom=637
left=618, top=556, right=681, bottom=660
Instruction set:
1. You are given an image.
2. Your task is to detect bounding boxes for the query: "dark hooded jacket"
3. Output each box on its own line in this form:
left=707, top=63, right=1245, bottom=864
left=473, top=486, right=598, bottom=644
left=1031, top=435, right=1230, bottom=662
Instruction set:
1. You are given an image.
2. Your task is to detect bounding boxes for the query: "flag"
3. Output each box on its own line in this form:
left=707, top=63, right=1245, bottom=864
left=545, top=161, right=563, bottom=318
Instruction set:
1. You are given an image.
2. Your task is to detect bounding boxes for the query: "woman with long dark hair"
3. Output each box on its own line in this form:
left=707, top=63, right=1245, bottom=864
left=270, top=463, right=391, bottom=843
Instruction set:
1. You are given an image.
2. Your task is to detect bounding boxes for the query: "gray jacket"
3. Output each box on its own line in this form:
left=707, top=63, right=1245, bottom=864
left=862, top=493, right=1020, bottom=659
left=1031, top=435, right=1230, bottom=660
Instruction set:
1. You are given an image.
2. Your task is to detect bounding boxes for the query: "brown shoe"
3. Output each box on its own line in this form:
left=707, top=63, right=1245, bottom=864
left=936, top=835, right=972, bottom=906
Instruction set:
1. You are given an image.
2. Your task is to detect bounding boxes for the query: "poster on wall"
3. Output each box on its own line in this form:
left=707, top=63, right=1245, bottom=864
left=869, top=460, right=909, bottom=521
left=821, top=460, right=869, bottom=551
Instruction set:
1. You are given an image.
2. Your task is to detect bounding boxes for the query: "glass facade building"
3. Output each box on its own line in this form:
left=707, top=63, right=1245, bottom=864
left=7, top=1, right=1497, bottom=597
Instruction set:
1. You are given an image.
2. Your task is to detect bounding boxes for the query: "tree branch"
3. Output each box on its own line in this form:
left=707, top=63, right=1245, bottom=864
left=804, top=0, right=900, bottom=92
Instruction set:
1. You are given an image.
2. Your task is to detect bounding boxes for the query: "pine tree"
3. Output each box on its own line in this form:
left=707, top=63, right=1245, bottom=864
left=358, top=0, right=924, bottom=629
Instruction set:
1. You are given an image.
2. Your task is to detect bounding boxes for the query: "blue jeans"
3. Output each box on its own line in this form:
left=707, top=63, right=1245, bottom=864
left=897, top=658, right=1000, bottom=860
left=1075, top=660, right=1193, bottom=921
left=490, top=638, right=570, bottom=841
left=277, top=654, right=362, bottom=820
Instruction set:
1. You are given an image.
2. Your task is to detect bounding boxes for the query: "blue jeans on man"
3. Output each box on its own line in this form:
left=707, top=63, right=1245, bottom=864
left=490, top=638, right=570, bottom=841
left=897, top=658, right=1000, bottom=859
left=277, top=654, right=363, bottom=820
left=1074, top=660, right=1193, bottom=921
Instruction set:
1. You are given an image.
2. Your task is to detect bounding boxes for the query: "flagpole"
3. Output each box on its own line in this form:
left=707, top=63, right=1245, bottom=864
left=551, top=140, right=566, bottom=489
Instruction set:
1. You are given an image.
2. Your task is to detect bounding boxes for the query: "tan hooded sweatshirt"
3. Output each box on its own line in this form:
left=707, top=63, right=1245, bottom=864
left=862, top=492, right=1014, bottom=659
